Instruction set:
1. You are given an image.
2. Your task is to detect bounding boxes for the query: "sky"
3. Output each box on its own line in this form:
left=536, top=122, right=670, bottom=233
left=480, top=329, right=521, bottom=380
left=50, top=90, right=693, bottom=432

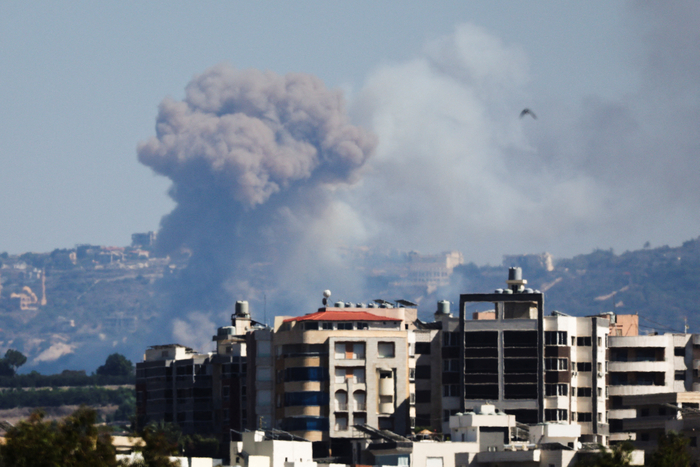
left=1, top=1, right=698, bottom=268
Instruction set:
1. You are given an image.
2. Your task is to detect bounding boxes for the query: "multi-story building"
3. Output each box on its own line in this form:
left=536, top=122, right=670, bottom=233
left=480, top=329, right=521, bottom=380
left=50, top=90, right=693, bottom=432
left=272, top=299, right=442, bottom=459
left=608, top=331, right=696, bottom=442
left=457, top=267, right=611, bottom=445
left=136, top=301, right=269, bottom=454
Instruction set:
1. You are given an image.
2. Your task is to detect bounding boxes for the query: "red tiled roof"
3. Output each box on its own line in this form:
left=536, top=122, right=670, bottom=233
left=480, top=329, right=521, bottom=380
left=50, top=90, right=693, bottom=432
left=283, top=310, right=401, bottom=323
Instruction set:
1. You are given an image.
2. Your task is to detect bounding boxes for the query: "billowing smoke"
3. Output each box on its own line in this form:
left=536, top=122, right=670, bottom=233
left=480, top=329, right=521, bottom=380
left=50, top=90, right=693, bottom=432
left=349, top=3, right=700, bottom=265
left=139, top=2, right=700, bottom=349
left=138, top=65, right=376, bottom=348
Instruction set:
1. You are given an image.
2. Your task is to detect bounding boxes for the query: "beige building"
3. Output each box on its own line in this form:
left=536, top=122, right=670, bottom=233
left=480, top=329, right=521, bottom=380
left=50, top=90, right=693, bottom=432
left=273, top=302, right=440, bottom=459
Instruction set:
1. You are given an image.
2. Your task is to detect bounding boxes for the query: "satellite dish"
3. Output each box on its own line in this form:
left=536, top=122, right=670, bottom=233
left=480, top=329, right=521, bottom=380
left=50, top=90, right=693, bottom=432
left=323, top=290, right=331, bottom=298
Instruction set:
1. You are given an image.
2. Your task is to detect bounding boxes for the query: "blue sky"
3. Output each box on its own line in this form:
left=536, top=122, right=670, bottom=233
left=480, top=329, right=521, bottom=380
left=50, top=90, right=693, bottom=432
left=1, top=1, right=696, bottom=265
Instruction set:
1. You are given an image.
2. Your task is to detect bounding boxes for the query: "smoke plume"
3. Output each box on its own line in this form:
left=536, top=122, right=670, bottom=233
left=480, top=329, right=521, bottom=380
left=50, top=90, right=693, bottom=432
left=138, top=65, right=376, bottom=341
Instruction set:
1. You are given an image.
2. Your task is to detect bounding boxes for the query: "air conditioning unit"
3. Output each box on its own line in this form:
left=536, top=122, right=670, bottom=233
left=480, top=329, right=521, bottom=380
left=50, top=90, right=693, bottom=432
left=598, top=372, right=603, bottom=377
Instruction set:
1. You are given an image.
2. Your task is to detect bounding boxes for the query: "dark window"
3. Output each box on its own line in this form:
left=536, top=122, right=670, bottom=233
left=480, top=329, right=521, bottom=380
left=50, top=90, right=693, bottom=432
left=281, top=417, right=329, bottom=432
left=545, top=384, right=568, bottom=396
left=284, top=391, right=330, bottom=407
left=416, top=366, right=431, bottom=379
left=503, top=331, right=537, bottom=348
left=415, top=343, right=431, bottom=354
left=357, top=322, right=368, bottom=330
left=577, top=387, right=592, bottom=397
left=443, top=385, right=459, bottom=397
left=691, top=437, right=697, bottom=448
left=545, top=331, right=567, bottom=346
left=675, top=347, right=685, bottom=357
left=304, top=322, right=319, bottom=330
left=416, top=390, right=431, bottom=404
left=504, top=384, right=537, bottom=400
left=577, top=412, right=592, bottom=422
left=545, top=409, right=567, bottom=421
left=576, top=337, right=592, bottom=346
left=676, top=370, right=686, bottom=381
left=284, top=367, right=329, bottom=382
left=641, top=433, right=650, bottom=442
left=464, top=384, right=498, bottom=399
left=337, top=323, right=353, bottom=330
left=577, top=362, right=592, bottom=372
left=640, top=408, right=649, bottom=417
left=465, top=332, right=498, bottom=348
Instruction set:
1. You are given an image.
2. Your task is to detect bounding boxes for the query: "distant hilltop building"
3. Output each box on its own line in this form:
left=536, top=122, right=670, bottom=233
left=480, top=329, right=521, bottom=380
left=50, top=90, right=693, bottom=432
left=382, top=250, right=464, bottom=293
left=131, top=231, right=157, bottom=248
left=502, top=252, right=554, bottom=272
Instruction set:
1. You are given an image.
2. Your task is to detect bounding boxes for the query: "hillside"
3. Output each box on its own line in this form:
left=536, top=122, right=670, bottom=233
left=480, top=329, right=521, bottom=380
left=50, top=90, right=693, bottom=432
left=444, top=237, right=700, bottom=333
left=1, top=237, right=699, bottom=373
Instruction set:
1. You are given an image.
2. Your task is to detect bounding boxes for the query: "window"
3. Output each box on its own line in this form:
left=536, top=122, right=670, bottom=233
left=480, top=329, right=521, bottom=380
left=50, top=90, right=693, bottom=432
left=545, top=358, right=568, bottom=370
left=641, top=433, right=650, bottom=442
left=322, top=322, right=333, bottom=330
left=577, top=337, right=592, bottom=346
left=416, top=390, right=431, bottom=403
left=545, top=331, right=567, bottom=346
left=415, top=342, right=432, bottom=354
left=598, top=337, right=602, bottom=347
left=577, top=412, right=592, bottom=422
left=304, top=322, right=319, bottom=330
left=335, top=415, right=348, bottom=431
left=443, top=385, right=459, bottom=397
left=675, top=347, right=685, bottom=357
left=597, top=387, right=603, bottom=397
left=409, top=368, right=415, bottom=381
left=357, top=322, right=368, bottom=330
left=410, top=393, right=416, bottom=404
left=577, top=362, right=592, bottom=372
left=545, top=384, right=568, bottom=396
left=416, top=366, right=431, bottom=379
left=676, top=370, right=686, bottom=381
left=577, top=387, right=592, bottom=397
left=691, top=437, right=697, bottom=448
left=222, top=386, right=230, bottom=400
left=337, top=322, right=353, bottom=330
left=443, top=359, right=459, bottom=372
left=640, top=408, right=649, bottom=417
left=335, top=342, right=365, bottom=359
left=545, top=409, right=567, bottom=421
left=378, top=342, right=395, bottom=358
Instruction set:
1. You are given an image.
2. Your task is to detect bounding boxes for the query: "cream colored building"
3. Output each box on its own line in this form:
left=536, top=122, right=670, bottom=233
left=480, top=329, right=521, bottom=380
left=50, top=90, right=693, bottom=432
left=273, top=303, right=424, bottom=458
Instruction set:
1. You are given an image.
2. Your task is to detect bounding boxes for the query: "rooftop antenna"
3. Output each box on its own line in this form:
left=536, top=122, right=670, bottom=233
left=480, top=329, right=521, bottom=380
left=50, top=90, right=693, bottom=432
left=264, top=293, right=267, bottom=327
left=685, top=317, right=689, bottom=334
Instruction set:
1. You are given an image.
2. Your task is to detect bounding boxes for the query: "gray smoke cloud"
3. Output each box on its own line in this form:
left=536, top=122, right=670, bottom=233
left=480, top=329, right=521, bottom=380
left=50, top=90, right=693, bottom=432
left=349, top=3, right=700, bottom=265
left=138, top=65, right=376, bottom=344
left=138, top=2, right=699, bottom=348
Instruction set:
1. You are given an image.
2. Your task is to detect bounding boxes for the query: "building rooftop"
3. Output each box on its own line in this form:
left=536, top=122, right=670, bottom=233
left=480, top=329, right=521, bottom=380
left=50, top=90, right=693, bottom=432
left=283, top=309, right=402, bottom=323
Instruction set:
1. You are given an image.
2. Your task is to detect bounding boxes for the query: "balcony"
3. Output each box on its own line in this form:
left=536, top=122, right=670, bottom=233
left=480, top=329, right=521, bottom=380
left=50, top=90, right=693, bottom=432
left=354, top=402, right=367, bottom=411
left=335, top=403, right=348, bottom=412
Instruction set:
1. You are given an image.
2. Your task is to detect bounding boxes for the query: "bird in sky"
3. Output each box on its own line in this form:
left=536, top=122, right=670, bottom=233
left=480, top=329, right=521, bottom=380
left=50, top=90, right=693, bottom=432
left=520, top=108, right=537, bottom=119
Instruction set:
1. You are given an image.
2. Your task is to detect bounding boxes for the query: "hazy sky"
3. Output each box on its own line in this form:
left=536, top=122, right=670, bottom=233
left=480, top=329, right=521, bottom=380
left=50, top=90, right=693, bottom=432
left=1, top=1, right=697, bottom=265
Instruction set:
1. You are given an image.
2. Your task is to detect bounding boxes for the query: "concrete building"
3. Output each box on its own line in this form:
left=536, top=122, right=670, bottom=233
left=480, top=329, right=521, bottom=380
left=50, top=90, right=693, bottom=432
left=272, top=299, right=441, bottom=460
left=621, top=391, right=700, bottom=458
left=231, top=430, right=317, bottom=467
left=458, top=268, right=611, bottom=445
left=608, top=332, right=695, bottom=442
left=136, top=301, right=270, bottom=457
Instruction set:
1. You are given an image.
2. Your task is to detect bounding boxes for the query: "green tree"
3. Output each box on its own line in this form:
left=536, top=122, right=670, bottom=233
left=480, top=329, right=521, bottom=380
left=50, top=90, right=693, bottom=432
left=4, top=349, right=27, bottom=373
left=97, top=353, right=134, bottom=377
left=575, top=441, right=634, bottom=467
left=0, top=407, right=117, bottom=467
left=133, top=423, right=180, bottom=467
left=648, top=431, right=690, bottom=467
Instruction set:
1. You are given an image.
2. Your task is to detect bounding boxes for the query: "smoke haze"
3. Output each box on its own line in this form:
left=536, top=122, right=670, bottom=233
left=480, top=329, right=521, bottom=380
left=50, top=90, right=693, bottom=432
left=138, top=2, right=700, bottom=349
